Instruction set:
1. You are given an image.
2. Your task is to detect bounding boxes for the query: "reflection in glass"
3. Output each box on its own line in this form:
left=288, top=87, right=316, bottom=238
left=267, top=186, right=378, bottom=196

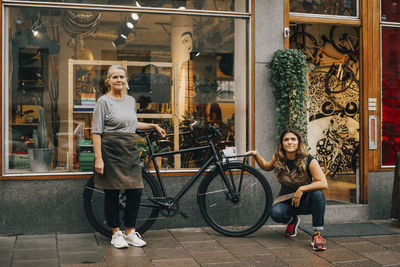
left=290, top=0, right=357, bottom=17
left=9, top=0, right=247, bottom=12
left=381, top=0, right=400, bottom=23
left=382, top=27, right=400, bottom=166
left=5, top=6, right=248, bottom=174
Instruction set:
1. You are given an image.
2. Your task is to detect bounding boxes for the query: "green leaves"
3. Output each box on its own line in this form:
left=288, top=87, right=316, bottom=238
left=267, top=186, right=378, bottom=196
left=267, top=49, right=308, bottom=141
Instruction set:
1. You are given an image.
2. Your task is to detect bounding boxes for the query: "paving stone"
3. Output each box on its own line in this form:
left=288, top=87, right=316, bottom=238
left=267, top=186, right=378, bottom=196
left=283, top=254, right=334, bottom=266
left=17, top=234, right=55, bottom=240
left=0, top=258, right=10, bottom=267
left=341, top=241, right=389, bottom=253
left=143, top=229, right=174, bottom=240
left=59, top=252, right=105, bottom=264
left=58, top=233, right=96, bottom=243
left=144, top=247, right=192, bottom=261
left=333, top=259, right=380, bottom=267
left=237, top=254, right=288, bottom=266
left=94, top=232, right=110, bottom=246
left=361, top=250, right=400, bottom=265
left=254, top=236, right=300, bottom=248
left=102, top=246, right=145, bottom=258
left=145, top=237, right=182, bottom=249
left=0, top=247, right=12, bottom=259
left=13, top=248, right=57, bottom=261
left=60, top=263, right=107, bottom=267
left=328, top=236, right=368, bottom=244
left=316, top=248, right=366, bottom=263
left=269, top=247, right=314, bottom=259
left=181, top=240, right=226, bottom=253
left=362, top=234, right=400, bottom=245
left=58, top=242, right=100, bottom=253
left=153, top=258, right=200, bottom=267
left=0, top=236, right=15, bottom=248
left=214, top=236, right=258, bottom=246
left=384, top=243, right=400, bottom=252
left=12, top=259, right=58, bottom=267
left=105, top=256, right=152, bottom=267
left=168, top=229, right=213, bottom=242
left=15, top=238, right=57, bottom=249
left=190, top=251, right=239, bottom=265
left=224, top=243, right=271, bottom=256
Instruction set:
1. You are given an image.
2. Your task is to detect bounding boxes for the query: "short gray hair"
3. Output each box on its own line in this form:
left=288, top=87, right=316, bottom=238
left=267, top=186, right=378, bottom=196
left=106, top=65, right=127, bottom=79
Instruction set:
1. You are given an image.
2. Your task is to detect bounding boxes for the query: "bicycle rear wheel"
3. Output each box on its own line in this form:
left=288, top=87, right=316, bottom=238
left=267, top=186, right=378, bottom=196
left=198, top=163, right=272, bottom=237
left=83, top=170, right=162, bottom=238
left=330, top=26, right=359, bottom=54
left=289, top=32, right=318, bottom=62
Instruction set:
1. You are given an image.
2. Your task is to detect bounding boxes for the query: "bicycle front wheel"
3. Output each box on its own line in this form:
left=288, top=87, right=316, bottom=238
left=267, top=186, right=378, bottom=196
left=198, top=163, right=272, bottom=237
left=83, top=170, right=162, bottom=238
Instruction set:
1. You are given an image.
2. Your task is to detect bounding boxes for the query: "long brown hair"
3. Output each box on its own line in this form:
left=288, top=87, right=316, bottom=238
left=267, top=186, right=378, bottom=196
left=274, top=128, right=308, bottom=178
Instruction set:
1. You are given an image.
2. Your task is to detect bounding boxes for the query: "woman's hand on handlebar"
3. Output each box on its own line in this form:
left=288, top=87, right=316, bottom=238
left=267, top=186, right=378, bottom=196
left=154, top=124, right=166, bottom=138
left=244, top=150, right=258, bottom=157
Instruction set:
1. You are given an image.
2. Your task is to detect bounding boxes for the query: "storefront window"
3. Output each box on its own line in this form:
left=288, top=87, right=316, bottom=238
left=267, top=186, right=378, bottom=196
left=381, top=26, right=400, bottom=167
left=381, top=0, right=400, bottom=23
left=290, top=0, right=358, bottom=17
left=3, top=5, right=249, bottom=174
left=10, top=0, right=248, bottom=12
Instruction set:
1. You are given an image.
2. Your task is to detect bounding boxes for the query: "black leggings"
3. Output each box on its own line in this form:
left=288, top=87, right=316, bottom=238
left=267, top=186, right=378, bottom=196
left=104, top=189, right=143, bottom=229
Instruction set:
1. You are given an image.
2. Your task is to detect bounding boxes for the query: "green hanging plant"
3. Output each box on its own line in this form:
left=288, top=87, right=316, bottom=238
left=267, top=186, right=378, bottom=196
left=267, top=48, right=309, bottom=141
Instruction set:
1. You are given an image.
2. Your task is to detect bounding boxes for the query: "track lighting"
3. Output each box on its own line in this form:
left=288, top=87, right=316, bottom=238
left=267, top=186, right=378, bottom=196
left=112, top=36, right=126, bottom=47
left=127, top=21, right=134, bottom=29
left=131, top=13, right=139, bottom=21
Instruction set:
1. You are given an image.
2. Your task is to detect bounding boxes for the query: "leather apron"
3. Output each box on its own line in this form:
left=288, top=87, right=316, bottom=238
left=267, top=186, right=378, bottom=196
left=93, top=132, right=143, bottom=190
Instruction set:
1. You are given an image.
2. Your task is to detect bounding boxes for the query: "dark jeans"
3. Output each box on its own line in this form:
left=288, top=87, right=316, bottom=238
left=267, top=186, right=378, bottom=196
left=104, top=189, right=142, bottom=229
left=270, top=190, right=325, bottom=231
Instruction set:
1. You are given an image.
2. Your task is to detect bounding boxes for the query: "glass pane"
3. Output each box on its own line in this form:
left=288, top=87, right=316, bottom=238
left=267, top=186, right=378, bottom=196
left=290, top=0, right=358, bottom=17
left=5, top=6, right=248, bottom=174
left=290, top=24, right=361, bottom=203
left=9, top=0, right=248, bottom=12
left=381, top=0, right=400, bottom=23
left=382, top=27, right=400, bottom=166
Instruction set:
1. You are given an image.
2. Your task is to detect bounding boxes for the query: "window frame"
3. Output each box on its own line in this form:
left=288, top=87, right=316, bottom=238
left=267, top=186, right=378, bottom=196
left=1, top=1, right=254, bottom=178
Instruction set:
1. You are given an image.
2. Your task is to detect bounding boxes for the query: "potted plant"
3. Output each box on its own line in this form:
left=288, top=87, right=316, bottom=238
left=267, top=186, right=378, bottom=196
left=28, top=107, right=53, bottom=172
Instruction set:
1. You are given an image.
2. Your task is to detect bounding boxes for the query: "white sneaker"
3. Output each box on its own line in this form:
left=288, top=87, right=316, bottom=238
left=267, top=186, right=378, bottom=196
left=124, top=231, right=147, bottom=247
left=111, top=230, right=129, bottom=249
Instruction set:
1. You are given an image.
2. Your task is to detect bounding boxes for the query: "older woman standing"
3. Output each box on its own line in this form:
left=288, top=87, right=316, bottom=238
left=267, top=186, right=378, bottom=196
left=92, top=65, right=165, bottom=249
left=246, top=128, right=328, bottom=251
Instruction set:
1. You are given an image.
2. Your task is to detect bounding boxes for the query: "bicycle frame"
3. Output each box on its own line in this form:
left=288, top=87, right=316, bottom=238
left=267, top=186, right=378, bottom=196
left=140, top=133, right=237, bottom=205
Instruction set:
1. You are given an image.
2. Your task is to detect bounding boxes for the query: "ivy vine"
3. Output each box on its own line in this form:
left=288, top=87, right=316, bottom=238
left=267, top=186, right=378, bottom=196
left=267, top=49, right=308, bottom=140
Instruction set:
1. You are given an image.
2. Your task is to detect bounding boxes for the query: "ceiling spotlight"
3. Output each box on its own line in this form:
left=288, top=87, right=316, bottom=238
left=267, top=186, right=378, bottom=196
left=136, top=1, right=141, bottom=7
left=178, top=6, right=186, bottom=10
left=112, top=36, right=126, bottom=47
left=32, top=30, right=39, bottom=37
left=126, top=21, right=134, bottom=29
left=120, top=33, right=128, bottom=39
left=131, top=13, right=139, bottom=21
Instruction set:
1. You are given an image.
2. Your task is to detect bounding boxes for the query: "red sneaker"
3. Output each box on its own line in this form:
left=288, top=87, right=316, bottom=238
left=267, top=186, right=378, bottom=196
left=311, top=232, right=327, bottom=251
left=285, top=216, right=300, bottom=237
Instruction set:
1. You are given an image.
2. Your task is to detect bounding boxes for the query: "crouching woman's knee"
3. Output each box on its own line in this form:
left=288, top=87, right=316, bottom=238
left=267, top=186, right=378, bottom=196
left=270, top=204, right=291, bottom=223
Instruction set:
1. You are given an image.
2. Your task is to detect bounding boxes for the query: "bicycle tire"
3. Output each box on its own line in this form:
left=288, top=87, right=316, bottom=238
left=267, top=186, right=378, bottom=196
left=198, top=162, right=272, bottom=237
left=289, top=32, right=319, bottom=62
left=330, top=26, right=359, bottom=54
left=83, top=169, right=162, bottom=238
left=325, top=65, right=354, bottom=94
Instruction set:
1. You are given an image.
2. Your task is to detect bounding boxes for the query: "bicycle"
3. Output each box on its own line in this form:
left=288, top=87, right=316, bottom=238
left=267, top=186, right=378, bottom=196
left=83, top=122, right=273, bottom=238
left=290, top=30, right=356, bottom=94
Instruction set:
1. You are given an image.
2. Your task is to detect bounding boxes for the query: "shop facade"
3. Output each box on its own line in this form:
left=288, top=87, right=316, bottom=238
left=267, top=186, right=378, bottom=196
left=0, top=0, right=398, bottom=234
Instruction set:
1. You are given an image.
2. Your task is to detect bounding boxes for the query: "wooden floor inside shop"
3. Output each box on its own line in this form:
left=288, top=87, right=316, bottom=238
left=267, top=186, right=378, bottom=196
left=324, top=173, right=357, bottom=204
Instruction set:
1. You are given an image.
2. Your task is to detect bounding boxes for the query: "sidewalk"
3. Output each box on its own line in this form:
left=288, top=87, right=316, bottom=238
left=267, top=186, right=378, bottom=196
left=1, top=220, right=400, bottom=267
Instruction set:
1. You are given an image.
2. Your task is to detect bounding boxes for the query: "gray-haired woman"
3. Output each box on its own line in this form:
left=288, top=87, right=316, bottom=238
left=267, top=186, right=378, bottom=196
left=92, top=65, right=165, bottom=248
